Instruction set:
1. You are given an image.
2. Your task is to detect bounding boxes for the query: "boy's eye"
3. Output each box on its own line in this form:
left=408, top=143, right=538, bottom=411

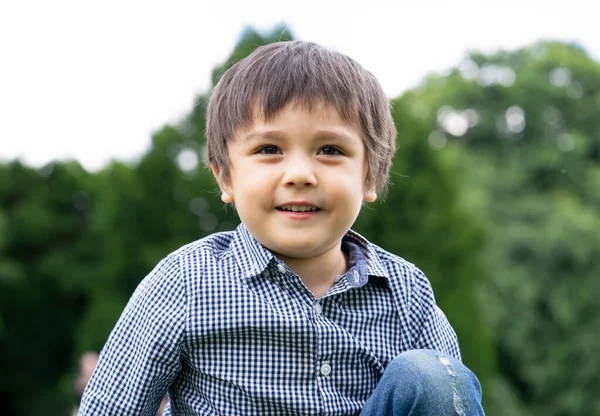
left=256, top=145, right=281, bottom=155
left=318, top=146, right=343, bottom=156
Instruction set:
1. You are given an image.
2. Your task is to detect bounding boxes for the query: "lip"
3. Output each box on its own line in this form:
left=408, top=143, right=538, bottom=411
left=276, top=201, right=321, bottom=220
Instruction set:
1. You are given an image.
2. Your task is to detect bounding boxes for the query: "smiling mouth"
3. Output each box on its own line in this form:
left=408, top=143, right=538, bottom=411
left=276, top=205, right=321, bottom=212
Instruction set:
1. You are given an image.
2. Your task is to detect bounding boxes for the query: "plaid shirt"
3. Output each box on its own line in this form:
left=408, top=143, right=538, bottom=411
left=80, top=223, right=460, bottom=415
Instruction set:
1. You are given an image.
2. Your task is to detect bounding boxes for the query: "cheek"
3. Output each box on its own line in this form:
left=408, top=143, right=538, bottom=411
left=325, top=172, right=366, bottom=204
left=230, top=166, right=274, bottom=200
left=338, top=163, right=368, bottom=188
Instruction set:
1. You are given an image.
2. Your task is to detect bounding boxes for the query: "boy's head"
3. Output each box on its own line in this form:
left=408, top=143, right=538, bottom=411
left=205, top=41, right=397, bottom=261
left=206, top=40, right=397, bottom=197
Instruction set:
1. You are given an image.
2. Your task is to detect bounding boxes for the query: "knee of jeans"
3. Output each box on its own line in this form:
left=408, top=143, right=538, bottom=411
left=387, top=350, right=466, bottom=391
left=383, top=350, right=482, bottom=415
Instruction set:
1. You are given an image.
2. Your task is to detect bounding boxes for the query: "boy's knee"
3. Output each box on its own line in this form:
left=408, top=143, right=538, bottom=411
left=383, top=349, right=482, bottom=414
left=389, top=350, right=453, bottom=391
left=390, top=349, right=461, bottom=376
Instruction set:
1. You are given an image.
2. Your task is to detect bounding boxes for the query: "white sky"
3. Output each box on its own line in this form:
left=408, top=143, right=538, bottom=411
left=1, top=0, right=599, bottom=171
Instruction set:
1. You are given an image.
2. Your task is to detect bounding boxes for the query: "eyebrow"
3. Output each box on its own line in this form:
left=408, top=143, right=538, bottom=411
left=244, top=130, right=358, bottom=145
left=244, top=130, right=287, bottom=142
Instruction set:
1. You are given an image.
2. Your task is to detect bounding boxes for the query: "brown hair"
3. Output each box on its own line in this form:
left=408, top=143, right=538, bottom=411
left=206, top=40, right=397, bottom=197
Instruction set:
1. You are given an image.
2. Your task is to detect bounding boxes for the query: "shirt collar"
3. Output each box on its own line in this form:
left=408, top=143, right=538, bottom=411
left=229, top=223, right=389, bottom=281
left=230, top=223, right=275, bottom=279
left=342, top=229, right=389, bottom=280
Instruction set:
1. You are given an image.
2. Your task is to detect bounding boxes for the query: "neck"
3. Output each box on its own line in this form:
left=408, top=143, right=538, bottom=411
left=277, top=241, right=349, bottom=299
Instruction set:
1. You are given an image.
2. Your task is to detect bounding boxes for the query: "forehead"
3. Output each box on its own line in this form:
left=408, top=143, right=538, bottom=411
left=243, top=100, right=361, bottom=136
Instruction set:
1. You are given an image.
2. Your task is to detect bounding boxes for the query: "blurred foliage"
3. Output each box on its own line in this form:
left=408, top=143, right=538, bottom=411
left=401, top=40, right=600, bottom=415
left=0, top=26, right=598, bottom=415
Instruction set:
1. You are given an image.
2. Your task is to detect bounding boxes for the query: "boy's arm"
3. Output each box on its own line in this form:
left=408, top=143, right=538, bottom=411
left=79, top=254, right=186, bottom=415
left=409, top=268, right=461, bottom=361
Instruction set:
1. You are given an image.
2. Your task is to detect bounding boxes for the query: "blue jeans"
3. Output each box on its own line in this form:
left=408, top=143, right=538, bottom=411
left=361, top=350, right=485, bottom=415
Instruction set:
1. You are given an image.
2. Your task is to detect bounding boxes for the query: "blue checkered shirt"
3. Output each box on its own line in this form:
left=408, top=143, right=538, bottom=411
left=80, top=223, right=460, bottom=415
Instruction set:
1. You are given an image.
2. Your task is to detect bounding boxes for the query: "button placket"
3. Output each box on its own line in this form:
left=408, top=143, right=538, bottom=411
left=314, top=300, right=323, bottom=316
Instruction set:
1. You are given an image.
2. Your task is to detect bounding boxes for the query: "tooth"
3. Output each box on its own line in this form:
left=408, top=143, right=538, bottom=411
left=279, top=205, right=317, bottom=211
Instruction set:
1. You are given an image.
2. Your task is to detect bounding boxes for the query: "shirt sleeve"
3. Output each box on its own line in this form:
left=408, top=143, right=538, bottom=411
left=79, top=254, right=187, bottom=415
left=409, top=268, right=461, bottom=361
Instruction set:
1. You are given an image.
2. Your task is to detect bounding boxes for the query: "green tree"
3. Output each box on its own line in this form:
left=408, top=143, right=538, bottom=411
left=0, top=161, right=95, bottom=415
left=402, top=41, right=600, bottom=415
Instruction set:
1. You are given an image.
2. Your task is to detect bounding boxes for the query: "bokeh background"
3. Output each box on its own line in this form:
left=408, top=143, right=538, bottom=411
left=1, top=1, right=599, bottom=415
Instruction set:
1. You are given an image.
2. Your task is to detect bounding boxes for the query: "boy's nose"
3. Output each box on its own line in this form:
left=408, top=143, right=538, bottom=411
left=282, top=155, right=317, bottom=187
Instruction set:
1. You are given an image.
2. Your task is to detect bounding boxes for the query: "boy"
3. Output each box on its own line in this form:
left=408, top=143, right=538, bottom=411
left=80, top=41, right=484, bottom=415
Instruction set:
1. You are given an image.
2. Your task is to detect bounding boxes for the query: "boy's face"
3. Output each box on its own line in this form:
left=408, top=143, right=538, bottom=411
left=213, top=101, right=376, bottom=262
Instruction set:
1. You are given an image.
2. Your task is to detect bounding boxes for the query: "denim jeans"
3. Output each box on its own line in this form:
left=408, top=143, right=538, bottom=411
left=361, top=349, right=485, bottom=415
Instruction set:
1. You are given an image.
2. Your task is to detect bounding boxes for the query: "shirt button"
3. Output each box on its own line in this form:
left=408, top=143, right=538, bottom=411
left=320, top=362, right=332, bottom=376
left=314, top=301, right=322, bottom=316
left=261, top=269, right=270, bottom=278
left=277, top=264, right=286, bottom=274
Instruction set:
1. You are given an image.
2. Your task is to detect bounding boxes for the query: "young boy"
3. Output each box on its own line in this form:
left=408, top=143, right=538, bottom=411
left=80, top=41, right=484, bottom=415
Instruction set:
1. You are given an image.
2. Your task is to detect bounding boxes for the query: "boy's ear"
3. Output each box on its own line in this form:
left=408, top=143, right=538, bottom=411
left=210, top=164, right=234, bottom=204
left=363, top=189, right=377, bottom=202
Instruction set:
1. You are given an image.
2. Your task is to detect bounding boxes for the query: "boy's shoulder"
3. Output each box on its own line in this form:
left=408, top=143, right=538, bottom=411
left=164, top=224, right=262, bottom=272
left=169, top=229, right=237, bottom=260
